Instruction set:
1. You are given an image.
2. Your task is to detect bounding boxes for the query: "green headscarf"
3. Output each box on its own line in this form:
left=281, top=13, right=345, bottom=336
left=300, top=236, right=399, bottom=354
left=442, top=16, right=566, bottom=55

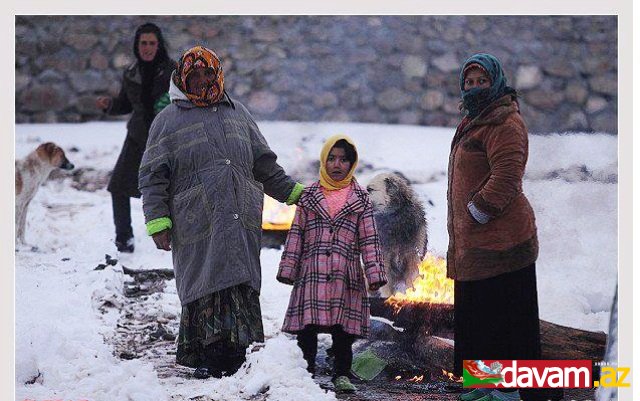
left=459, top=53, right=516, bottom=119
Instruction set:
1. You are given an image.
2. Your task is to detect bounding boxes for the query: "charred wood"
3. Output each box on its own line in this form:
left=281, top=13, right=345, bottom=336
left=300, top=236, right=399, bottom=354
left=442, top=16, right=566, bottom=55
left=369, top=298, right=606, bottom=362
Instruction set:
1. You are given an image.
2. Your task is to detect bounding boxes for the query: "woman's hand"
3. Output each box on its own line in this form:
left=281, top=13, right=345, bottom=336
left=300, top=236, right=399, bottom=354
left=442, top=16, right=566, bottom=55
left=369, top=281, right=385, bottom=292
left=152, top=229, right=171, bottom=251
left=96, top=96, right=112, bottom=111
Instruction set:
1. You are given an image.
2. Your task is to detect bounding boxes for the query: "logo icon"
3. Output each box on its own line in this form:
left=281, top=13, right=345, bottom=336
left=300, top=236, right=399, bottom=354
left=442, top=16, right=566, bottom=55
left=463, top=360, right=504, bottom=387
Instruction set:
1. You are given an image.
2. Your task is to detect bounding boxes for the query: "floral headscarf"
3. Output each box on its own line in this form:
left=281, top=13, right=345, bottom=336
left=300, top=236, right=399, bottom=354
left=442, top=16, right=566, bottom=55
left=172, top=46, right=225, bottom=107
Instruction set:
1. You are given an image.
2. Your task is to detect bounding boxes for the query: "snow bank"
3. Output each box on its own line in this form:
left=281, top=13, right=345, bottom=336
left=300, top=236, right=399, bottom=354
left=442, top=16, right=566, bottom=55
left=15, top=120, right=617, bottom=400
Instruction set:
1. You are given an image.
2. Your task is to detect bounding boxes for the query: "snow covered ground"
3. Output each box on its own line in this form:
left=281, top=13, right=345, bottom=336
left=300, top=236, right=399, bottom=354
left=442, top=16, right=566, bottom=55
left=14, top=121, right=617, bottom=400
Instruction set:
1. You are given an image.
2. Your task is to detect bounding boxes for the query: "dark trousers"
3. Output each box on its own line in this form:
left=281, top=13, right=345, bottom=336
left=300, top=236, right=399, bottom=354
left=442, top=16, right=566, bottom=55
left=111, top=192, right=133, bottom=242
left=297, top=324, right=355, bottom=378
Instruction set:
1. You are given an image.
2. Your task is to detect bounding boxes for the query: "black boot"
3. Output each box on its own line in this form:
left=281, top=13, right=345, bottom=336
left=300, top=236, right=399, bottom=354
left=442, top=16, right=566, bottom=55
left=115, top=236, right=135, bottom=253
left=193, top=366, right=223, bottom=379
left=223, top=354, right=246, bottom=376
left=112, top=193, right=134, bottom=253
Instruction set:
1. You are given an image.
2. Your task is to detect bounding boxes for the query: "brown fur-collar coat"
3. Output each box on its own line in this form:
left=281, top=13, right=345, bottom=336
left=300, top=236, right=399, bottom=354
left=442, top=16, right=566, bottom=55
left=446, top=95, right=538, bottom=281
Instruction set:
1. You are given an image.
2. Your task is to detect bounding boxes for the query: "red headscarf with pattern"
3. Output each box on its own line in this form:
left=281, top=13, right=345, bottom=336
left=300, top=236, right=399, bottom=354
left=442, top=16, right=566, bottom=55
left=173, top=46, right=225, bottom=107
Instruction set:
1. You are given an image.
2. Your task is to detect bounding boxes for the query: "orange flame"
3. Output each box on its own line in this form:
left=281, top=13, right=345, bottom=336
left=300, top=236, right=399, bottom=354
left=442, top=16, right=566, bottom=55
left=385, top=253, right=453, bottom=312
left=261, top=195, right=297, bottom=230
left=408, top=375, right=424, bottom=383
left=395, top=375, right=402, bottom=380
left=442, top=369, right=463, bottom=383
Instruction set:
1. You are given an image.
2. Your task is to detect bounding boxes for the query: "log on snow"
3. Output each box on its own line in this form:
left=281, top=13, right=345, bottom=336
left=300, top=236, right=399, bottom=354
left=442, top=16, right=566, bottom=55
left=369, top=298, right=606, bottom=361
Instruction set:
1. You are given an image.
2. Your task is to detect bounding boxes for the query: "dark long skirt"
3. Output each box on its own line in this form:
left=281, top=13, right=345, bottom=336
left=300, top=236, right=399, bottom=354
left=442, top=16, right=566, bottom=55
left=176, top=284, right=264, bottom=373
left=453, top=264, right=541, bottom=377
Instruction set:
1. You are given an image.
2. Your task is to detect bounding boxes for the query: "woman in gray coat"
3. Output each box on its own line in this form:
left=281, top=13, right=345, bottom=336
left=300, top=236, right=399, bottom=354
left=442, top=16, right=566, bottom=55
left=139, top=46, right=303, bottom=379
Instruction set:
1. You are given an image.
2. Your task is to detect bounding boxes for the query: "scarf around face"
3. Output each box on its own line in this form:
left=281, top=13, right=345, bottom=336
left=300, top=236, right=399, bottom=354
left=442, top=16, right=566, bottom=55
left=459, top=53, right=516, bottom=119
left=319, top=134, right=359, bottom=191
left=172, top=46, right=224, bottom=107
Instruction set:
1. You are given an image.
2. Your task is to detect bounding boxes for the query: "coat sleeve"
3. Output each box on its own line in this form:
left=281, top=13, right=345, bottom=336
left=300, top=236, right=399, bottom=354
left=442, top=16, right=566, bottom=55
left=277, top=205, right=306, bottom=284
left=241, top=105, right=300, bottom=204
left=107, top=73, right=133, bottom=116
left=472, top=118, right=528, bottom=219
left=138, top=117, right=172, bottom=229
left=358, top=197, right=388, bottom=287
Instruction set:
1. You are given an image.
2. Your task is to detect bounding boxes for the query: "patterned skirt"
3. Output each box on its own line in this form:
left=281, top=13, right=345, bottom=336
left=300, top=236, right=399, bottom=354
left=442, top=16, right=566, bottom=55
left=176, top=284, right=264, bottom=369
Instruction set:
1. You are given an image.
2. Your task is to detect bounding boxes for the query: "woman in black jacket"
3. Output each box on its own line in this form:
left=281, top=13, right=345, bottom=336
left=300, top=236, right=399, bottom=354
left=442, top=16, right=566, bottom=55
left=96, top=22, right=176, bottom=252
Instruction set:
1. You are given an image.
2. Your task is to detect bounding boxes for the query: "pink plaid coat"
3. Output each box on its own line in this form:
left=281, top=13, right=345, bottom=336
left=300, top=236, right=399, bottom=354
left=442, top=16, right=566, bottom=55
left=277, top=181, right=387, bottom=337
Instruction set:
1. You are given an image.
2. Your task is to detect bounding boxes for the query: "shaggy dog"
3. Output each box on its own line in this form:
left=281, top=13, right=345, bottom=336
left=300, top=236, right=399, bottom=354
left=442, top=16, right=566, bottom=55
left=15, top=142, right=74, bottom=244
left=366, top=172, right=428, bottom=297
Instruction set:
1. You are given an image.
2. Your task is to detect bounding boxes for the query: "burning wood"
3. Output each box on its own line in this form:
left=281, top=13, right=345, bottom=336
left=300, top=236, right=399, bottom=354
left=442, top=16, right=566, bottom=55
left=372, top=252, right=606, bottom=367
left=370, top=296, right=606, bottom=373
left=385, top=253, right=453, bottom=311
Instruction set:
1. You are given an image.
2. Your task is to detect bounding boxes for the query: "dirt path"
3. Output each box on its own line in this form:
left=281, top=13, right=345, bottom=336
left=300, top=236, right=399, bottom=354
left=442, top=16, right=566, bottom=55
left=104, top=267, right=597, bottom=401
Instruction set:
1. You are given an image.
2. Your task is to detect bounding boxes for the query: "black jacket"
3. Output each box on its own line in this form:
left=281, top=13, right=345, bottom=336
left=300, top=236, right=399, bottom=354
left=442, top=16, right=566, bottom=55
left=107, top=58, right=176, bottom=197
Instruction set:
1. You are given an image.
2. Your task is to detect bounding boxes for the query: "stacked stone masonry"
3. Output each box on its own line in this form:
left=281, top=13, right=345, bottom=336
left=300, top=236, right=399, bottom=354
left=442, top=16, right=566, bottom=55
left=16, top=15, right=617, bottom=134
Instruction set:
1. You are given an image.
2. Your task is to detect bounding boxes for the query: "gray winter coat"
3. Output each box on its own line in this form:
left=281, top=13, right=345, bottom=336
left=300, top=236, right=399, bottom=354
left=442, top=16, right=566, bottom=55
left=139, top=78, right=297, bottom=304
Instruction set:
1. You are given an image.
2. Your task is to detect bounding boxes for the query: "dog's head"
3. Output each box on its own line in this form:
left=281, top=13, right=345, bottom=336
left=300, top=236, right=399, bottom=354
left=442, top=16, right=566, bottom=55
left=366, top=174, right=391, bottom=210
left=36, top=142, right=74, bottom=170
left=366, top=172, right=413, bottom=211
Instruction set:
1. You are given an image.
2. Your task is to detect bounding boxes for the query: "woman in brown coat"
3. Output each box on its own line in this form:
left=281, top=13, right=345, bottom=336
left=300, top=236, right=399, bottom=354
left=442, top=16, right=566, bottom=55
left=447, top=53, right=541, bottom=401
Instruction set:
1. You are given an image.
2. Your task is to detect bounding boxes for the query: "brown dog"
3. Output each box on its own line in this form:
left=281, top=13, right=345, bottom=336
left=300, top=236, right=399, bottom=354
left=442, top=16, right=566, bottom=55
left=15, top=142, right=74, bottom=244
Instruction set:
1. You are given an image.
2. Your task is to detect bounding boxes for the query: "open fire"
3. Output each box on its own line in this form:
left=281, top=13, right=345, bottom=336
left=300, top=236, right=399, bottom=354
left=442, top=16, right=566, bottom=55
left=262, top=195, right=296, bottom=230
left=385, top=253, right=454, bottom=312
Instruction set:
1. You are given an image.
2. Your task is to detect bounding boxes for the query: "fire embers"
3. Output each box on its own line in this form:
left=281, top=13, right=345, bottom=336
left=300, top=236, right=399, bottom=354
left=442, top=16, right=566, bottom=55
left=442, top=369, right=463, bottom=383
left=392, top=373, right=426, bottom=383
left=408, top=375, right=425, bottom=383
left=392, top=370, right=461, bottom=384
left=385, top=253, right=453, bottom=313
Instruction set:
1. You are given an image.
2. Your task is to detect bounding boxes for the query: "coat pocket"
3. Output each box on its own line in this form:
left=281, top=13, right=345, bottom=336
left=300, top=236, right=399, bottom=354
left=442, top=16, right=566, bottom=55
left=171, top=184, right=213, bottom=245
left=243, top=179, right=264, bottom=232
left=346, top=261, right=365, bottom=291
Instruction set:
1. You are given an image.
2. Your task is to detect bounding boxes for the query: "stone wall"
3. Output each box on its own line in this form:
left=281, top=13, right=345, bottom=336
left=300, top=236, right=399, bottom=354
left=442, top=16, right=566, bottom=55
left=15, top=15, right=617, bottom=134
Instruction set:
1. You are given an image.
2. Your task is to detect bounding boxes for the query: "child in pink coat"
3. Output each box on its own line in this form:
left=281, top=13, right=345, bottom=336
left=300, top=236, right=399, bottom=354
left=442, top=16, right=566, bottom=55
left=277, top=134, right=387, bottom=392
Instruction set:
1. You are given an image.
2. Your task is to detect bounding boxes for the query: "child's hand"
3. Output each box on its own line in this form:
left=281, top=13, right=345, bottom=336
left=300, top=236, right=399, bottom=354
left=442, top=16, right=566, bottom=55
left=369, top=282, right=385, bottom=291
left=277, top=276, right=295, bottom=285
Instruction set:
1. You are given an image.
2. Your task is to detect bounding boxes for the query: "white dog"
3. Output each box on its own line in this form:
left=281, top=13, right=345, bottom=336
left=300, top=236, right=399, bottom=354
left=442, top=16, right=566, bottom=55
left=15, top=142, right=74, bottom=244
